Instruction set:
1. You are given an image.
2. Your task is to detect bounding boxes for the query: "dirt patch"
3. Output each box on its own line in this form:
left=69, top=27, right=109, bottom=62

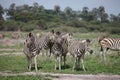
left=0, top=72, right=120, bottom=80
left=0, top=38, right=24, bottom=46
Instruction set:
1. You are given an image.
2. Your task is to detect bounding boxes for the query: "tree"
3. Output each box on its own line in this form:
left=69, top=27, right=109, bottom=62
left=54, top=5, right=61, bottom=15
left=64, top=7, right=72, bottom=18
left=81, top=7, right=89, bottom=21
left=38, top=5, right=44, bottom=12
left=0, top=4, right=4, bottom=20
left=91, top=8, right=98, bottom=20
left=98, top=6, right=105, bottom=22
left=117, top=13, right=120, bottom=22
left=32, top=2, right=39, bottom=12
left=7, top=3, right=16, bottom=16
left=102, top=13, right=108, bottom=22
left=23, top=4, right=29, bottom=11
left=82, top=7, right=89, bottom=16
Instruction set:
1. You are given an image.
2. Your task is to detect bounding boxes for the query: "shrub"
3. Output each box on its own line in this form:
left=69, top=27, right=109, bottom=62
left=66, top=19, right=86, bottom=28
left=4, top=20, right=19, bottom=31
left=0, top=20, right=4, bottom=30
left=21, top=24, right=38, bottom=32
left=108, top=27, right=120, bottom=34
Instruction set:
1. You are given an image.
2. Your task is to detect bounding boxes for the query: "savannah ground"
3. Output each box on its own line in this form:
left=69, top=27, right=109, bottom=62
left=0, top=31, right=120, bottom=80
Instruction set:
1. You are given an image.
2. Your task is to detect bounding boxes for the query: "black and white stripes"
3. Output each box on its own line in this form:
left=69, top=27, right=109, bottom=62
left=23, top=32, right=40, bottom=71
left=51, top=32, right=71, bottom=70
left=69, top=39, right=93, bottom=71
left=38, top=33, right=55, bottom=57
left=99, top=37, right=120, bottom=62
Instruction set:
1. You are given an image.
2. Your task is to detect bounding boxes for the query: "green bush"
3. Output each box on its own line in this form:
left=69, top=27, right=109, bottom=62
left=66, top=19, right=86, bottom=28
left=4, top=20, right=19, bottom=31
left=108, top=27, right=120, bottom=34
left=0, top=20, right=4, bottom=30
left=21, top=24, right=38, bottom=32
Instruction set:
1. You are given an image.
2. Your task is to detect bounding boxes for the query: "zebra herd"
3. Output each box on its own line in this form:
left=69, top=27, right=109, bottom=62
left=23, top=30, right=120, bottom=71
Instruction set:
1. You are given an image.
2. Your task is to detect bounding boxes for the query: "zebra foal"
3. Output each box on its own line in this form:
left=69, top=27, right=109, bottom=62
left=69, top=39, right=93, bottom=71
left=99, top=36, right=120, bottom=63
left=23, top=32, right=40, bottom=71
left=38, top=30, right=55, bottom=57
left=51, top=32, right=72, bottom=70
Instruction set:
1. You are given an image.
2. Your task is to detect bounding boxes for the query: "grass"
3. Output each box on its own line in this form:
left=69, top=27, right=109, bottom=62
left=0, top=43, right=23, bottom=49
left=0, top=32, right=120, bottom=80
left=0, top=53, right=120, bottom=74
left=0, top=75, right=50, bottom=80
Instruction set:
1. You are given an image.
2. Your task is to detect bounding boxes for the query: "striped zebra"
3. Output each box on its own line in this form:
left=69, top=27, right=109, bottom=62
left=98, top=36, right=120, bottom=63
left=61, top=33, right=73, bottom=67
left=69, top=39, right=93, bottom=71
left=38, top=30, right=55, bottom=57
left=23, top=32, right=40, bottom=71
left=51, top=32, right=72, bottom=70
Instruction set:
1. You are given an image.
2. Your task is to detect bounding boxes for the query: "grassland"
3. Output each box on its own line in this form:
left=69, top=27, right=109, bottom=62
left=0, top=32, right=120, bottom=80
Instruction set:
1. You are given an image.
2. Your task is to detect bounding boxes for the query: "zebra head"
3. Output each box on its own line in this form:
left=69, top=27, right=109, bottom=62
left=25, top=32, right=35, bottom=48
left=62, top=33, right=73, bottom=42
left=46, top=30, right=57, bottom=43
left=83, top=39, right=93, bottom=54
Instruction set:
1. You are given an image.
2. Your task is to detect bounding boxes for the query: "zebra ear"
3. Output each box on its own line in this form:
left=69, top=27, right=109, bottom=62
left=51, top=29, right=55, bottom=34
left=69, top=33, right=73, bottom=36
left=56, top=31, right=61, bottom=36
left=86, top=39, right=91, bottom=43
left=28, top=32, right=32, bottom=37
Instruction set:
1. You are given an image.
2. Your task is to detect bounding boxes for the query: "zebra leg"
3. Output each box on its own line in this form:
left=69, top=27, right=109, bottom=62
left=48, top=49, right=51, bottom=58
left=63, top=55, right=66, bottom=68
left=100, top=51, right=104, bottom=62
left=81, top=55, right=86, bottom=71
left=100, top=46, right=104, bottom=61
left=77, top=57, right=80, bottom=70
left=59, top=54, right=62, bottom=70
left=46, top=50, right=48, bottom=57
left=27, top=57, right=32, bottom=71
left=54, top=55, right=57, bottom=70
left=34, top=55, right=38, bottom=71
left=41, top=48, right=45, bottom=57
left=73, top=56, right=77, bottom=70
left=103, top=48, right=108, bottom=64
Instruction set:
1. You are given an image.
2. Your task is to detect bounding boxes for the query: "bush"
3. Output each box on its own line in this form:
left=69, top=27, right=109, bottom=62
left=66, top=19, right=86, bottom=28
left=4, top=20, right=19, bottom=31
left=108, top=27, right=120, bottom=34
left=21, top=24, right=38, bottom=32
left=0, top=20, right=4, bottom=30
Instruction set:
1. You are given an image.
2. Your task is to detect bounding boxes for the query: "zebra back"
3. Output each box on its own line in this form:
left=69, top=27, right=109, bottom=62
left=69, top=39, right=93, bottom=57
left=23, top=33, right=40, bottom=57
left=99, top=37, right=120, bottom=50
left=39, top=31, right=55, bottom=49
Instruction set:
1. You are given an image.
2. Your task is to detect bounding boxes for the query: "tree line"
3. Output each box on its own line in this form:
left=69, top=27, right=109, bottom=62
left=0, top=3, right=120, bottom=34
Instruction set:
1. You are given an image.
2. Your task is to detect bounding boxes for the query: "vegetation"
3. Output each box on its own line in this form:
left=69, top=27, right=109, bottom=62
left=0, top=52, right=120, bottom=74
left=0, top=32, right=120, bottom=75
left=0, top=76, right=50, bottom=80
left=0, top=3, right=120, bottom=34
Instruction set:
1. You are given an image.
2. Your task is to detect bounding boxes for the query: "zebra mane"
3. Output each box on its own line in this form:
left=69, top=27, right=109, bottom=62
left=98, top=36, right=107, bottom=43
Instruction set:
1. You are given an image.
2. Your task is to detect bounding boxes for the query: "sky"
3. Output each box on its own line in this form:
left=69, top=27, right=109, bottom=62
left=0, top=0, right=120, bottom=15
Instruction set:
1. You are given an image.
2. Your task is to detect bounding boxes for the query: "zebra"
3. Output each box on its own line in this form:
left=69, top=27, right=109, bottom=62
left=61, top=33, right=73, bottom=67
left=0, top=33, right=5, bottom=39
left=38, top=30, right=55, bottom=57
left=23, top=32, right=40, bottom=71
left=51, top=32, right=72, bottom=70
left=98, top=36, right=120, bottom=63
left=69, top=39, right=93, bottom=71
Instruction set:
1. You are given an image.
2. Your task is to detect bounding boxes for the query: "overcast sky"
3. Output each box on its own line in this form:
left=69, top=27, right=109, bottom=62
left=0, top=0, right=120, bottom=15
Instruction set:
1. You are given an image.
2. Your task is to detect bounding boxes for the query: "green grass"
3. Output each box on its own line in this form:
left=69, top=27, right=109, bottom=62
left=0, top=75, right=50, bottom=80
left=0, top=53, right=120, bottom=74
left=0, top=43, right=23, bottom=49
left=0, top=32, right=120, bottom=76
